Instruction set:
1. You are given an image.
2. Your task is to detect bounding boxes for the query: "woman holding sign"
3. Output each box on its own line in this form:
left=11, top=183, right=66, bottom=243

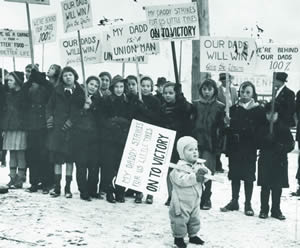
left=220, top=81, right=265, bottom=216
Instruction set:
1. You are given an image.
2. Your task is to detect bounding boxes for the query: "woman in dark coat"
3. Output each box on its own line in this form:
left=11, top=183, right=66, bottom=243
left=257, top=103, right=294, bottom=220
left=220, top=81, right=265, bottom=216
left=46, top=66, right=85, bottom=198
left=101, top=75, right=133, bottom=203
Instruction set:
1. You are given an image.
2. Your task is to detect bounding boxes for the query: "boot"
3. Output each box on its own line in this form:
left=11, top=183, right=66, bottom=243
left=189, top=236, right=205, bottom=245
left=26, top=184, right=38, bottom=193
left=146, top=194, right=153, bottom=204
left=174, top=238, right=186, bottom=248
left=106, top=186, right=116, bottom=203
left=201, top=192, right=212, bottom=210
left=134, top=192, right=143, bottom=204
left=244, top=202, right=254, bottom=216
left=14, top=175, right=24, bottom=189
left=65, top=175, right=72, bottom=198
left=50, top=174, right=61, bottom=197
left=220, top=199, right=239, bottom=212
left=115, top=186, right=125, bottom=203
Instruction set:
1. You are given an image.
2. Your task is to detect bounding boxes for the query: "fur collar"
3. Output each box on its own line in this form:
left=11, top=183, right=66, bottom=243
left=238, top=99, right=259, bottom=110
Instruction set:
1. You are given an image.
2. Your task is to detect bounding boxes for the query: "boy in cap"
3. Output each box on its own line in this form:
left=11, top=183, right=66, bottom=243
left=169, top=136, right=210, bottom=248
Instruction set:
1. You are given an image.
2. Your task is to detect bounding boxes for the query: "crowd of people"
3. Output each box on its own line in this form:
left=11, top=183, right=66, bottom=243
left=0, top=65, right=299, bottom=247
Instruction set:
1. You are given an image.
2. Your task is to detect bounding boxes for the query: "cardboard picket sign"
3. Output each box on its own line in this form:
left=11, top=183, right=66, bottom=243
left=145, top=2, right=199, bottom=41
left=109, top=21, right=160, bottom=60
left=255, top=44, right=300, bottom=73
left=116, top=119, right=176, bottom=195
left=4, top=0, right=50, bottom=5
left=61, top=0, right=93, bottom=33
left=60, top=33, right=101, bottom=66
left=0, top=29, right=30, bottom=57
left=100, top=31, right=149, bottom=63
left=200, top=36, right=257, bottom=73
left=32, top=14, right=57, bottom=44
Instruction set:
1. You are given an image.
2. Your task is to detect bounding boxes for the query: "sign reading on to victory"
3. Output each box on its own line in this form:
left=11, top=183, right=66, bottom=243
left=32, top=14, right=57, bottom=44
left=0, top=29, right=30, bottom=57
left=61, top=0, right=93, bottom=33
left=200, top=37, right=257, bottom=73
left=60, top=33, right=101, bottom=66
left=116, top=120, right=176, bottom=195
left=110, top=21, right=159, bottom=60
left=145, top=2, right=199, bottom=41
left=255, top=45, right=300, bottom=73
left=4, top=0, right=50, bottom=4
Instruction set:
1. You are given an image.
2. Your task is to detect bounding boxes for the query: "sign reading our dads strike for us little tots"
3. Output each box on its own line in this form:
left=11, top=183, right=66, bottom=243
left=61, top=0, right=93, bottom=33
left=200, top=37, right=257, bottom=73
left=145, top=2, right=199, bottom=41
left=110, top=21, right=160, bottom=60
left=116, top=120, right=176, bottom=195
left=32, top=14, right=57, bottom=44
left=255, top=45, right=300, bottom=73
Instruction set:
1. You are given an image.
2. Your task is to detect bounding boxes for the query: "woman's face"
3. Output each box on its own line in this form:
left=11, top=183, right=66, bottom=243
left=240, top=85, right=253, bottom=103
left=114, top=82, right=124, bottom=96
left=100, top=75, right=110, bottom=91
left=163, top=86, right=176, bottom=103
left=127, top=79, right=138, bottom=95
left=7, top=75, right=17, bottom=89
left=141, top=79, right=152, bottom=95
left=62, top=72, right=75, bottom=87
left=87, top=79, right=100, bottom=95
left=201, top=86, right=214, bottom=100
left=47, top=65, right=56, bottom=78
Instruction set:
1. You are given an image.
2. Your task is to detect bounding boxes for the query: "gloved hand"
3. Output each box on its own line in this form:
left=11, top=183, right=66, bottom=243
left=196, top=167, right=208, bottom=182
left=62, top=119, right=72, bottom=131
left=46, top=116, right=54, bottom=129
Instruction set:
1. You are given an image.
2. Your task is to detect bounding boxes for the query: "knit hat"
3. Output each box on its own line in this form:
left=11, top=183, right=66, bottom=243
left=176, top=136, right=198, bottom=160
left=11, top=71, right=25, bottom=86
left=109, top=75, right=127, bottom=93
left=275, top=72, right=288, bottom=82
left=99, top=71, right=112, bottom=84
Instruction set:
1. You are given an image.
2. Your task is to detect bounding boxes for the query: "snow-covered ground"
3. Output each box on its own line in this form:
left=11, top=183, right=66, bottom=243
left=0, top=150, right=300, bottom=248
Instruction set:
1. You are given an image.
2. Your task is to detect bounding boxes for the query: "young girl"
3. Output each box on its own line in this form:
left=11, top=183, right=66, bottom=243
left=257, top=103, right=294, bottom=220
left=46, top=66, right=85, bottom=198
left=160, top=82, right=193, bottom=206
left=192, top=79, right=225, bottom=210
left=98, top=71, right=112, bottom=97
left=101, top=75, right=133, bottom=203
left=47, top=64, right=62, bottom=87
left=220, top=81, right=265, bottom=216
left=169, top=136, right=210, bottom=248
left=2, top=71, right=27, bottom=189
left=73, top=76, right=102, bottom=201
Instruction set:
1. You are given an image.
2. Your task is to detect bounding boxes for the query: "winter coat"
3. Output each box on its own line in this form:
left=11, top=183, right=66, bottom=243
left=226, top=100, right=265, bottom=182
left=257, top=121, right=294, bottom=188
left=192, top=96, right=225, bottom=153
left=46, top=82, right=85, bottom=155
left=275, top=86, right=295, bottom=127
left=295, top=90, right=300, bottom=142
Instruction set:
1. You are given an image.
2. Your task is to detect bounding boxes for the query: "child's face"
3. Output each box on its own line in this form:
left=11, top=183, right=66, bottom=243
left=128, top=79, right=138, bottom=95
left=62, top=72, right=75, bottom=87
left=114, top=82, right=124, bottom=96
left=201, top=86, right=214, bottom=100
left=141, top=80, right=152, bottom=95
left=240, top=86, right=253, bottom=103
left=183, top=143, right=199, bottom=163
left=266, top=111, right=278, bottom=122
left=163, top=86, right=176, bottom=103
left=87, top=79, right=100, bottom=95
left=7, top=75, right=17, bottom=89
left=47, top=65, right=56, bottom=78
left=100, top=75, right=110, bottom=90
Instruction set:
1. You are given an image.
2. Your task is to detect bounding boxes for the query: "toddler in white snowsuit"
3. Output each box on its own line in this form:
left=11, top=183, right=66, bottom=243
left=169, top=136, right=211, bottom=248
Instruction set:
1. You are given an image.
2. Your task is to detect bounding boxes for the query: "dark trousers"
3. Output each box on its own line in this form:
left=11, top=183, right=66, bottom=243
left=26, top=129, right=53, bottom=187
left=76, top=162, right=99, bottom=196
left=297, top=143, right=300, bottom=181
left=231, top=180, right=253, bottom=204
left=260, top=186, right=282, bottom=214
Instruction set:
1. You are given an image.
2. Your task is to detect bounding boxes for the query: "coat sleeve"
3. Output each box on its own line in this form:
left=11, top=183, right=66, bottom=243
left=170, top=169, right=198, bottom=187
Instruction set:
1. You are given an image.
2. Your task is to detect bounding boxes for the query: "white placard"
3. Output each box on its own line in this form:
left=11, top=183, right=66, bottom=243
left=116, top=119, right=176, bottom=195
left=200, top=36, right=257, bottom=73
left=109, top=21, right=159, bottom=60
left=61, top=0, right=93, bottom=33
left=5, top=0, right=50, bottom=5
left=255, top=44, right=300, bottom=73
left=32, top=14, right=57, bottom=44
left=60, top=33, right=101, bottom=66
left=145, top=2, right=199, bottom=41
left=0, top=29, right=30, bottom=58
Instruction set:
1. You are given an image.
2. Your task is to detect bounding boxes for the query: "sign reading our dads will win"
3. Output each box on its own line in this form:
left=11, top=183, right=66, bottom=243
left=145, top=2, right=199, bottom=41
left=116, top=119, right=176, bottom=195
left=200, top=37, right=257, bottom=73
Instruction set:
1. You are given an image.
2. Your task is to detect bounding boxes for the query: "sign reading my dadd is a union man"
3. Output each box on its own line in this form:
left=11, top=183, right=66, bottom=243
left=4, top=0, right=50, bottom=4
left=116, top=119, right=176, bottom=195
left=145, top=2, right=199, bottom=41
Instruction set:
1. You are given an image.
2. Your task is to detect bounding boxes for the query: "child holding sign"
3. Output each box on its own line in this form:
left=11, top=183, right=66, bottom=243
left=169, top=136, right=210, bottom=248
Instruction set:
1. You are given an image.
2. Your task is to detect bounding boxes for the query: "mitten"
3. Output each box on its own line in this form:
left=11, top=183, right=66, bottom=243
left=46, top=116, right=54, bottom=129
left=62, top=119, right=72, bottom=131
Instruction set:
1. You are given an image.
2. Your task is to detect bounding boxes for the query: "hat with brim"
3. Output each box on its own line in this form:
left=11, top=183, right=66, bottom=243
left=109, top=75, right=127, bottom=92
left=155, top=77, right=167, bottom=86
left=275, top=72, right=288, bottom=82
left=219, top=73, right=234, bottom=81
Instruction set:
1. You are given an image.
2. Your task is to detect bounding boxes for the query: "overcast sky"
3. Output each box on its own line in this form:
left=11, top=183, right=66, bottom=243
left=0, top=0, right=300, bottom=96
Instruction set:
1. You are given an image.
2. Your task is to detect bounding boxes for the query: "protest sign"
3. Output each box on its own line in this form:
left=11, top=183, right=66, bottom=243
left=145, top=2, right=199, bottom=41
left=32, top=14, right=56, bottom=44
left=60, top=33, right=101, bottom=66
left=116, top=119, right=176, bottom=195
left=4, top=0, right=49, bottom=5
left=200, top=36, right=257, bottom=73
left=101, top=31, right=148, bottom=63
left=0, top=29, right=30, bottom=57
left=255, top=45, right=300, bottom=73
left=61, top=0, right=93, bottom=33
left=109, top=21, right=160, bottom=60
